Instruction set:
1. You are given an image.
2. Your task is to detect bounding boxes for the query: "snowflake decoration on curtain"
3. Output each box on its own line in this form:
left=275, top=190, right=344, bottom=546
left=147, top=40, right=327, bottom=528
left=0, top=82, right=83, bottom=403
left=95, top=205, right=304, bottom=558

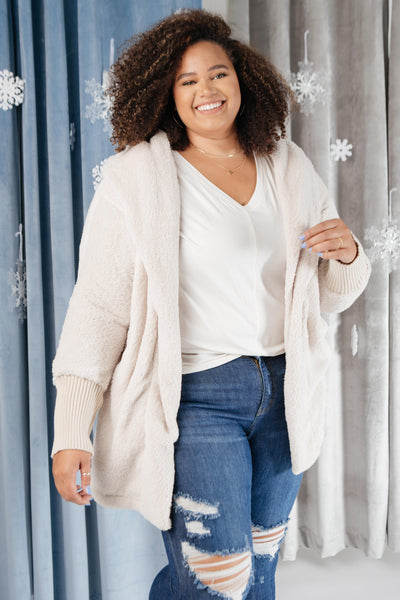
left=84, top=75, right=112, bottom=134
left=0, top=69, right=25, bottom=110
left=290, top=31, right=327, bottom=115
left=365, top=218, right=400, bottom=274
left=92, top=158, right=110, bottom=191
left=330, top=138, right=353, bottom=162
left=10, top=260, right=27, bottom=322
left=9, top=225, right=27, bottom=323
left=69, top=122, right=76, bottom=150
left=364, top=188, right=400, bottom=274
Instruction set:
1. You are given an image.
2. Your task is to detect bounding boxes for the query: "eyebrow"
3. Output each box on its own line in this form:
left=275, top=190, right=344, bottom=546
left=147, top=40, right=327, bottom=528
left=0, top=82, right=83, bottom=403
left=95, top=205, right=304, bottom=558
left=176, top=64, right=229, bottom=82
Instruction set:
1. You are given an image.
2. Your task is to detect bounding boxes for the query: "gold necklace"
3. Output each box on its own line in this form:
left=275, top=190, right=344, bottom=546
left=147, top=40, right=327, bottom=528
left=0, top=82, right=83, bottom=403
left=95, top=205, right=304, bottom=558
left=192, top=144, right=245, bottom=174
left=194, top=145, right=243, bottom=159
left=214, top=154, right=246, bottom=175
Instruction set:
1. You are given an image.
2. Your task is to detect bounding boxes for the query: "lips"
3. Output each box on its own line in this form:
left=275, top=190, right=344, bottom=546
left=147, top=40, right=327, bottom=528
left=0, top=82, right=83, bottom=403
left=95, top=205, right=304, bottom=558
left=196, top=100, right=225, bottom=112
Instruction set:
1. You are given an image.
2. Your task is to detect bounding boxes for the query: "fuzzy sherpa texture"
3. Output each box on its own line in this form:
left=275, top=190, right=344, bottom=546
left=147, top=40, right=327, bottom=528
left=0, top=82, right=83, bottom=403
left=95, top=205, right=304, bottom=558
left=51, top=131, right=371, bottom=530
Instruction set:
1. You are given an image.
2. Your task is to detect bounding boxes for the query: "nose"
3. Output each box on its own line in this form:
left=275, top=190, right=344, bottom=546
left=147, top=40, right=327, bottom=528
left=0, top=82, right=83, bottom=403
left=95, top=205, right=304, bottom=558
left=198, top=77, right=217, bottom=95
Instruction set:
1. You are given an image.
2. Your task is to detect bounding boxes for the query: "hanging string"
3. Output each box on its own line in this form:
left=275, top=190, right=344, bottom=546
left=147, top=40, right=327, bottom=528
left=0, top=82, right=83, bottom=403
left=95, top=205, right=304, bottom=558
left=304, top=30, right=310, bottom=65
left=389, top=188, right=397, bottom=222
left=102, top=37, right=115, bottom=89
left=109, top=37, right=115, bottom=67
left=15, top=223, right=23, bottom=261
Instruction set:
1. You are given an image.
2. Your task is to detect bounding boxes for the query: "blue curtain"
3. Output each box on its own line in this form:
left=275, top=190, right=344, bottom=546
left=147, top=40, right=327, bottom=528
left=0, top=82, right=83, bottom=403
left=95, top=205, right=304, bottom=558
left=0, top=1, right=200, bottom=599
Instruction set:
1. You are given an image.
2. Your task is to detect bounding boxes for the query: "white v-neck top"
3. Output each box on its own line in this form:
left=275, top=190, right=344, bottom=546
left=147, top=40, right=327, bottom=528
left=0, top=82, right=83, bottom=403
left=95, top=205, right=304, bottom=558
left=174, top=151, right=286, bottom=374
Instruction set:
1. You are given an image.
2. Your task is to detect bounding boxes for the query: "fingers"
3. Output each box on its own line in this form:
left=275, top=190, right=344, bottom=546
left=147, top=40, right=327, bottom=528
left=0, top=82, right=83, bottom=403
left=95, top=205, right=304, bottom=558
left=52, top=449, right=93, bottom=506
left=301, top=219, right=339, bottom=240
left=80, top=455, right=92, bottom=498
left=300, top=219, right=357, bottom=263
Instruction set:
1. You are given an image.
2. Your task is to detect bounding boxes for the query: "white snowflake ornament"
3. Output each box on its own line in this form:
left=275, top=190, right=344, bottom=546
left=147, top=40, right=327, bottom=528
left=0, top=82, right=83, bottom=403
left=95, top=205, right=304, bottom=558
left=364, top=189, right=400, bottom=274
left=290, top=31, right=327, bottom=115
left=365, top=218, right=400, bottom=274
left=10, top=259, right=27, bottom=322
left=84, top=76, right=112, bottom=134
left=330, top=138, right=353, bottom=162
left=9, top=225, right=27, bottom=323
left=84, top=39, right=115, bottom=135
left=92, top=157, right=110, bottom=191
left=0, top=69, right=25, bottom=111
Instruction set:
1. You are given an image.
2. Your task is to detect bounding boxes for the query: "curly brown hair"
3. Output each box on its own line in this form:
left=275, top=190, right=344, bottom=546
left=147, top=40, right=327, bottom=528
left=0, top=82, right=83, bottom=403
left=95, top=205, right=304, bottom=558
left=108, top=9, right=294, bottom=155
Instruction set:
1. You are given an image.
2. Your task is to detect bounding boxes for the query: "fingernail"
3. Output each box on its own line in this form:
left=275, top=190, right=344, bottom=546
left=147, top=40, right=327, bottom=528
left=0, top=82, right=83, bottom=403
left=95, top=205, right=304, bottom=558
left=308, top=247, right=312, bottom=252
left=85, top=502, right=91, bottom=506
left=301, top=242, right=307, bottom=248
left=299, top=234, right=306, bottom=240
left=318, top=252, right=323, bottom=258
left=87, top=485, right=92, bottom=495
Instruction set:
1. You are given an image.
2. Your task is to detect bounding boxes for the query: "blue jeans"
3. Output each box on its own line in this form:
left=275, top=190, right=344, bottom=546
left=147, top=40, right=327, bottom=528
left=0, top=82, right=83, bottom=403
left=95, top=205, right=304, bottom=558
left=149, top=354, right=303, bottom=600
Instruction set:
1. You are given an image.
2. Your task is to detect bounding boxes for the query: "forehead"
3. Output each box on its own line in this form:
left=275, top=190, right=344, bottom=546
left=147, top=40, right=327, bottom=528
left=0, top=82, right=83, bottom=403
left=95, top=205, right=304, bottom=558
left=177, top=40, right=233, bottom=69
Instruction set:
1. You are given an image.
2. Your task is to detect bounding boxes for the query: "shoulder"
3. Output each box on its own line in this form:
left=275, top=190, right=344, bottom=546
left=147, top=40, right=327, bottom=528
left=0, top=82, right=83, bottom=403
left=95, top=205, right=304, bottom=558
left=264, top=139, right=317, bottom=192
left=104, top=131, right=170, bottom=174
left=98, top=131, right=173, bottom=196
left=91, top=131, right=178, bottom=221
left=272, top=138, right=314, bottom=171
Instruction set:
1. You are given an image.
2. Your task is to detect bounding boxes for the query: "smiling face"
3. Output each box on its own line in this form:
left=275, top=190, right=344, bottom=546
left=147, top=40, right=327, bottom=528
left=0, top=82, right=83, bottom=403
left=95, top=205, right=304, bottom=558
left=172, top=40, right=241, bottom=144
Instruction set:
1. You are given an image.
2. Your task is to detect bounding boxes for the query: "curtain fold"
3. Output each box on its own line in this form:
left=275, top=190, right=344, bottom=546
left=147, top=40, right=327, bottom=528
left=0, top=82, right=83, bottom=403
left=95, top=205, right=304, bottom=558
left=388, top=0, right=400, bottom=553
left=0, top=4, right=32, bottom=599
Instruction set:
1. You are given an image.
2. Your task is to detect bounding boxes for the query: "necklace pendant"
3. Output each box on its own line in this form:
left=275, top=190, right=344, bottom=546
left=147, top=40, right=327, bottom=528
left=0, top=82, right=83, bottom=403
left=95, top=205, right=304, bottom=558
left=228, top=169, right=234, bottom=175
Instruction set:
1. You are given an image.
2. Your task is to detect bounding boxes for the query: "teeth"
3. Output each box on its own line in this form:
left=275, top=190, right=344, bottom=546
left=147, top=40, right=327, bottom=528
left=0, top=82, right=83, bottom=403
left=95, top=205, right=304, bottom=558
left=196, top=101, right=223, bottom=111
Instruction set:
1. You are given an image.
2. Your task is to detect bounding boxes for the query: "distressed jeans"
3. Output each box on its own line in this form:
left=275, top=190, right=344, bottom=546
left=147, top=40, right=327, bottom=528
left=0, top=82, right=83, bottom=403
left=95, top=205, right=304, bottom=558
left=149, top=354, right=303, bottom=600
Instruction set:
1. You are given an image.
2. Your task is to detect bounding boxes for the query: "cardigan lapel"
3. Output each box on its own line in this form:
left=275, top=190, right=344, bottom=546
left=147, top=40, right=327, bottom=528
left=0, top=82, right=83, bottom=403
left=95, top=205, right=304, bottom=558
left=271, top=140, right=322, bottom=341
left=113, top=132, right=181, bottom=324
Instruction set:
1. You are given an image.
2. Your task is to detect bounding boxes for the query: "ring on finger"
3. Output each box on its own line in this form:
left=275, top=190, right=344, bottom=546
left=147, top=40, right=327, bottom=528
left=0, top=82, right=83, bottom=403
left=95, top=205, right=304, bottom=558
left=337, top=237, right=344, bottom=249
left=82, top=472, right=91, bottom=477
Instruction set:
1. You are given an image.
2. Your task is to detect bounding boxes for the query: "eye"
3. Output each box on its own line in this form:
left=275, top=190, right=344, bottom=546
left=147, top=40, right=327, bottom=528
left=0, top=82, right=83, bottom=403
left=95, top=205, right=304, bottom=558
left=182, top=79, right=196, bottom=86
left=213, top=72, right=227, bottom=79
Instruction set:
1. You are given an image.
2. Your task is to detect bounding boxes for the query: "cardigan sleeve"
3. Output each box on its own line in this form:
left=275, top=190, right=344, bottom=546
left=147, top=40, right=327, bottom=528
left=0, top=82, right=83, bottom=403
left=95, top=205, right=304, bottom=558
left=51, top=181, right=134, bottom=457
left=313, top=168, right=371, bottom=313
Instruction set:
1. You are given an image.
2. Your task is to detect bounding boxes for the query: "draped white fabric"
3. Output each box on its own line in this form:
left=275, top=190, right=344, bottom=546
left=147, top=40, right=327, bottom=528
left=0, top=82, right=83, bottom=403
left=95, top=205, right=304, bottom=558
left=202, top=0, right=400, bottom=559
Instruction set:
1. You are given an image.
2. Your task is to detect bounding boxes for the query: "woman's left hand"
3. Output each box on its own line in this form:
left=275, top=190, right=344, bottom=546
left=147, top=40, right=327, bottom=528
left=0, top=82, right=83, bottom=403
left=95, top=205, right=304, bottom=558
left=300, top=218, right=358, bottom=264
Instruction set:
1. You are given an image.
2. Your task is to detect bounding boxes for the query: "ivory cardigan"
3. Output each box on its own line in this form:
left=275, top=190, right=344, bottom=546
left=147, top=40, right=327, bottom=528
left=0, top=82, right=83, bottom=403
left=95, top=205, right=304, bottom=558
left=51, top=131, right=371, bottom=530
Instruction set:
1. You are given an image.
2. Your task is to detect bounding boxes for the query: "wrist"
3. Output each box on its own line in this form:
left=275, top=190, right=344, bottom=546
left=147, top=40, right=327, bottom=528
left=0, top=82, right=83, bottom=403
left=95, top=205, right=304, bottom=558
left=337, top=240, right=359, bottom=265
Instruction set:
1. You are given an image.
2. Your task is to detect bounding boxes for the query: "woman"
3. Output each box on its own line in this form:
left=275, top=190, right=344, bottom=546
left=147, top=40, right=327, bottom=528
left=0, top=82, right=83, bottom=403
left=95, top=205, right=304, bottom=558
left=51, top=9, right=371, bottom=600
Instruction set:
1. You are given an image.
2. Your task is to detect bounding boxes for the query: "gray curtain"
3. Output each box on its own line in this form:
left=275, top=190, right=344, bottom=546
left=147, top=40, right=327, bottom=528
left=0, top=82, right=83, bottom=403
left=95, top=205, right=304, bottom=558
left=203, top=0, right=399, bottom=558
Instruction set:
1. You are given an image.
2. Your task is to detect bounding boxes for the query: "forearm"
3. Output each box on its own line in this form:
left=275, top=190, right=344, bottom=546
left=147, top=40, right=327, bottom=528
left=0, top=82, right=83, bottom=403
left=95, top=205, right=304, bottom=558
left=51, top=375, right=103, bottom=458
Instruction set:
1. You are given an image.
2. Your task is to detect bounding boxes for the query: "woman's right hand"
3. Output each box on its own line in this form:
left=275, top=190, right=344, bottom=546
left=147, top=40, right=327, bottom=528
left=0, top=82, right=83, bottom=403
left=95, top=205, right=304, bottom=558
left=52, top=449, right=93, bottom=505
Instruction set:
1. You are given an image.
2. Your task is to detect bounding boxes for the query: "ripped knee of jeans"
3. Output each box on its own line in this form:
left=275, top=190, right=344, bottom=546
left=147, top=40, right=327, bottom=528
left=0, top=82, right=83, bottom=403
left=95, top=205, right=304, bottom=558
left=174, top=493, right=252, bottom=599
left=182, top=541, right=252, bottom=600
left=251, top=520, right=288, bottom=560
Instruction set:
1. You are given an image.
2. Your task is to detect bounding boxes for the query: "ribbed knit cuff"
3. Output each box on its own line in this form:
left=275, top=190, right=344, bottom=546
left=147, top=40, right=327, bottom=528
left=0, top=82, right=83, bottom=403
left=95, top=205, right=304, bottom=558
left=51, top=375, right=103, bottom=458
left=324, top=237, right=371, bottom=295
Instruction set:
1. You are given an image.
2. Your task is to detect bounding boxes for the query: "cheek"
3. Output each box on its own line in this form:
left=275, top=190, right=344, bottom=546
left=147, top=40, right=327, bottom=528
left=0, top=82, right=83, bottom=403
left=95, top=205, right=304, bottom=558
left=173, top=87, right=190, bottom=115
left=232, top=80, right=241, bottom=104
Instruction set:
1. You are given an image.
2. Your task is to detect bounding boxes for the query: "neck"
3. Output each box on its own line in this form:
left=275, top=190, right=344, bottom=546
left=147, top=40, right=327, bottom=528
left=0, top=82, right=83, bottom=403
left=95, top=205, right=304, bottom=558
left=187, top=131, right=240, bottom=155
